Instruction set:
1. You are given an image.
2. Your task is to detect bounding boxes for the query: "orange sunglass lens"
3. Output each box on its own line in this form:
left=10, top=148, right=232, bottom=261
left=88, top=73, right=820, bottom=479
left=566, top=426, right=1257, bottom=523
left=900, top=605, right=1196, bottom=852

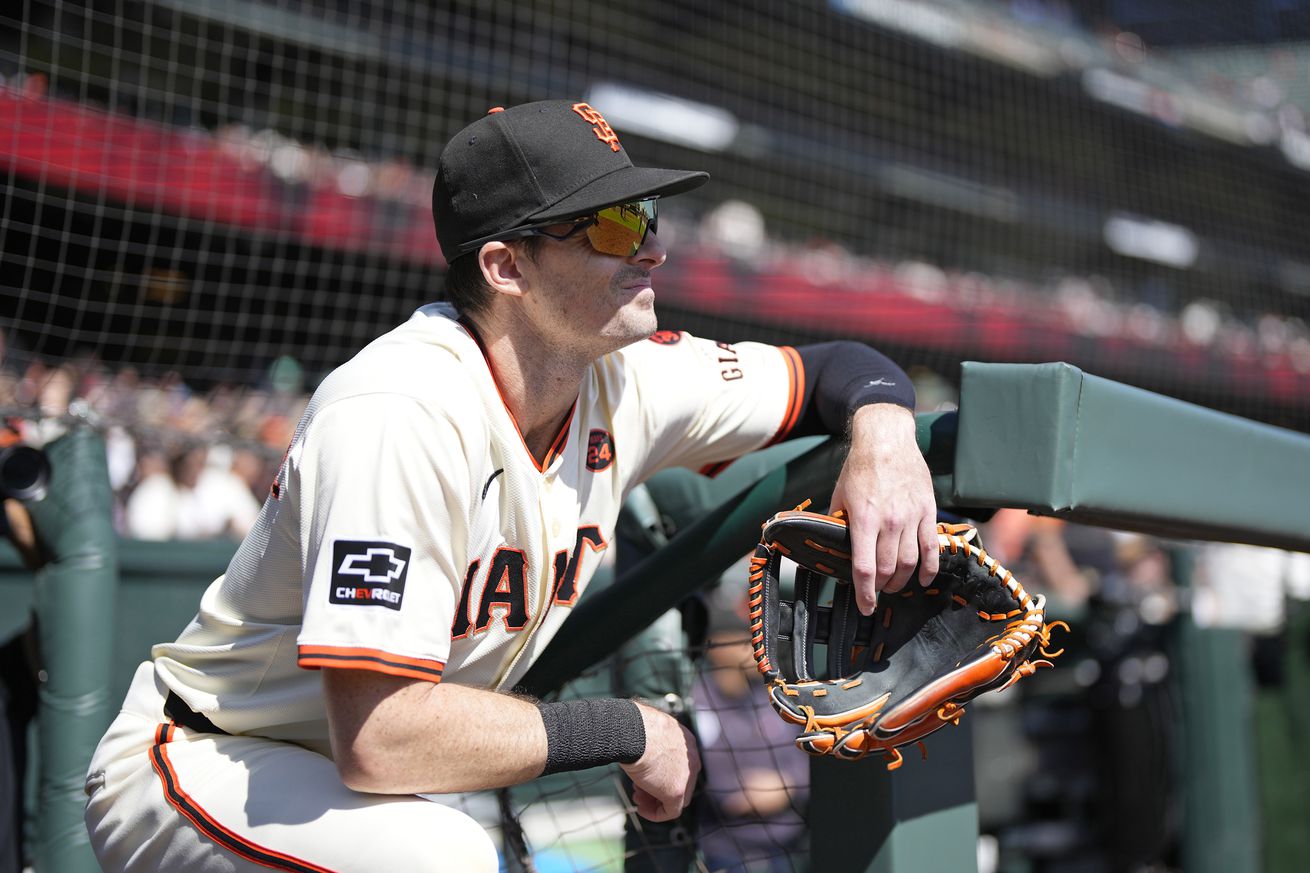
left=585, top=202, right=653, bottom=256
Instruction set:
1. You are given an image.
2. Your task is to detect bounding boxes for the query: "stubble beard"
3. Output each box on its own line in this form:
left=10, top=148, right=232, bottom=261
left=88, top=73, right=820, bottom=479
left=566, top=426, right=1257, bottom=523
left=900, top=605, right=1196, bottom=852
left=606, top=267, right=658, bottom=346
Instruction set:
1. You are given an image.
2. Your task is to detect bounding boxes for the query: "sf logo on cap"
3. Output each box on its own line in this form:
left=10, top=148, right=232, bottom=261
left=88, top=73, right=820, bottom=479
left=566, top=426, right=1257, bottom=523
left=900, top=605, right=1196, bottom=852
left=572, top=103, right=621, bottom=152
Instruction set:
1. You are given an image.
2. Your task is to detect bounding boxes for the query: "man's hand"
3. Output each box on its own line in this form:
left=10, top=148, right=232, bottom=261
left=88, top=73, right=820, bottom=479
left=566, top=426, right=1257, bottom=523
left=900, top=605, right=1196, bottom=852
left=829, top=403, right=937, bottom=614
left=620, top=703, right=700, bottom=822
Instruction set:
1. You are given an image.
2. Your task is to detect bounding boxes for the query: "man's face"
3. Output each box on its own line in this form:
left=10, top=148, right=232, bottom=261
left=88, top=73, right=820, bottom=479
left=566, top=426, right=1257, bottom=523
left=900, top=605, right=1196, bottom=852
left=516, top=218, right=668, bottom=357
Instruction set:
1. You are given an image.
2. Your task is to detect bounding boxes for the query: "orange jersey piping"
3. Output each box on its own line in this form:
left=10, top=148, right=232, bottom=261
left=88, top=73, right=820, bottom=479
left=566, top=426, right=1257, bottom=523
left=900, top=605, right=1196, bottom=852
left=297, top=644, right=445, bottom=683
left=457, top=316, right=576, bottom=472
left=766, top=345, right=805, bottom=446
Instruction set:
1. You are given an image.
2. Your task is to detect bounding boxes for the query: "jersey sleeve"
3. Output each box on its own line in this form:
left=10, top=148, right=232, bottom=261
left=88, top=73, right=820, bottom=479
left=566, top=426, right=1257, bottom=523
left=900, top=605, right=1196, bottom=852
left=617, top=331, right=803, bottom=480
left=293, top=393, right=477, bottom=684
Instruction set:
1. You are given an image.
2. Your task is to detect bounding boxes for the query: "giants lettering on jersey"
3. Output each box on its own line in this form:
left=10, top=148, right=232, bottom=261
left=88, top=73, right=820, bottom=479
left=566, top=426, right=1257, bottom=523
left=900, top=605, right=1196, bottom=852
left=451, top=526, right=608, bottom=639
left=716, top=341, right=744, bottom=381
left=451, top=548, right=530, bottom=639
left=329, top=540, right=412, bottom=611
left=551, top=526, right=606, bottom=605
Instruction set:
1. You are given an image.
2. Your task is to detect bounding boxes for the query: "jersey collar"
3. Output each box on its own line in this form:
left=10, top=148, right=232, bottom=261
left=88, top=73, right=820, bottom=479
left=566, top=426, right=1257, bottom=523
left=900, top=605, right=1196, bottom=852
left=457, top=315, right=577, bottom=473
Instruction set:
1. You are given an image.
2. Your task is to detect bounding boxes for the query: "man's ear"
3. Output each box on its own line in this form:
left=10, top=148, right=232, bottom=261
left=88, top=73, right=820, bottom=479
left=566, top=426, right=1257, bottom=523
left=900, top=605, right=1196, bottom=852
left=479, top=241, right=528, bottom=298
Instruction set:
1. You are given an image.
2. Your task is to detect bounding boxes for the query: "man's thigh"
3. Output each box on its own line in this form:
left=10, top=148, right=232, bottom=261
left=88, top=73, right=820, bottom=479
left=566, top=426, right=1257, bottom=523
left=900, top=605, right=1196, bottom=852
left=87, top=711, right=497, bottom=872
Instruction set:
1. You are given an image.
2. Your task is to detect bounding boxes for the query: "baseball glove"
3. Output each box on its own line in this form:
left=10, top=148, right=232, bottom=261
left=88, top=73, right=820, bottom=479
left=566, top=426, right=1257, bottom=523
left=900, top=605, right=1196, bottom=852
left=748, top=504, right=1067, bottom=770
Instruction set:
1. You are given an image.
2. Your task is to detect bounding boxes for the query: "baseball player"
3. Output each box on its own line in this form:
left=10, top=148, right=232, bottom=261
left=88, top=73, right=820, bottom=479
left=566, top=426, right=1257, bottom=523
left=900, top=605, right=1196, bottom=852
left=84, top=100, right=938, bottom=872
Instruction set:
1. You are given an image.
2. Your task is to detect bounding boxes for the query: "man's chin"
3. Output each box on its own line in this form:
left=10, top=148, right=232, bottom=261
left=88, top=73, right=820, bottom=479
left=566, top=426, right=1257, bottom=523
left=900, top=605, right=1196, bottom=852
left=625, top=292, right=657, bottom=326
left=605, top=307, right=658, bottom=349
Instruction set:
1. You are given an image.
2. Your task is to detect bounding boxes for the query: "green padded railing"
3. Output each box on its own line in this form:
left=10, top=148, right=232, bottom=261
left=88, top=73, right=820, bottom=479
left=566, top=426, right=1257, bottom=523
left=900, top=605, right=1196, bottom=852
left=953, top=361, right=1310, bottom=551
left=22, top=425, right=119, bottom=873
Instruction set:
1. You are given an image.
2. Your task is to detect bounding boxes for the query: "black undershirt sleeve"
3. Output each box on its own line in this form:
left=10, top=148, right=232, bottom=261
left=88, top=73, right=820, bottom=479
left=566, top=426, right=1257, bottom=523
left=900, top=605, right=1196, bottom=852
left=789, top=341, right=916, bottom=438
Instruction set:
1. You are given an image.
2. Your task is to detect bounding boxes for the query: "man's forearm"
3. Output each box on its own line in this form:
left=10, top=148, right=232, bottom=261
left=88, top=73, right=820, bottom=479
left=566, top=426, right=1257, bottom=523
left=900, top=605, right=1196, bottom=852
left=323, top=668, right=699, bottom=822
left=324, top=669, right=548, bottom=795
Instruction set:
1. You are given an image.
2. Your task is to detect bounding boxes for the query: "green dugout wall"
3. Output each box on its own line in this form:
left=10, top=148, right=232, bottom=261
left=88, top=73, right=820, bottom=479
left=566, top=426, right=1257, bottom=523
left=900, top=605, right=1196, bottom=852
left=0, top=539, right=238, bottom=713
left=0, top=519, right=229, bottom=873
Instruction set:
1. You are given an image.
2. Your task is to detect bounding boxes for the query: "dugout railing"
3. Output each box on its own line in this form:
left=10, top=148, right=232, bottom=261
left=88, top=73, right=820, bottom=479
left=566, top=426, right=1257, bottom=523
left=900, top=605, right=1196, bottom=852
left=2, top=362, right=1309, bottom=871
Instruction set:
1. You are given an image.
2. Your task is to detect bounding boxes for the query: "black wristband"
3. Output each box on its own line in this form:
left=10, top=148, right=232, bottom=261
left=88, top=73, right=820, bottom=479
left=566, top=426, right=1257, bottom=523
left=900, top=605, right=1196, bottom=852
left=537, top=698, right=647, bottom=775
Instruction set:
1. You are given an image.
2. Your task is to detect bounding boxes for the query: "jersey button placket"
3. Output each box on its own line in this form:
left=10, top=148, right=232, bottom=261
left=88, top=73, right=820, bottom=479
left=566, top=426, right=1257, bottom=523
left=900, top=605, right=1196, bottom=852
left=493, top=470, right=572, bottom=688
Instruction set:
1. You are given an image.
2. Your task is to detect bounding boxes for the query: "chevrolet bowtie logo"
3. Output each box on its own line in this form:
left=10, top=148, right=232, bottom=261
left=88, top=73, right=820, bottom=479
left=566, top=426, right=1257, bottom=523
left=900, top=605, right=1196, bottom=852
left=337, top=548, right=407, bottom=584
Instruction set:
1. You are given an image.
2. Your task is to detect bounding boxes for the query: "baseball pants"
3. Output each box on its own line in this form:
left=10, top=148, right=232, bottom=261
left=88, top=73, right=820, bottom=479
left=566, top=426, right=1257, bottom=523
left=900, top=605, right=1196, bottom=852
left=85, top=662, right=498, bottom=873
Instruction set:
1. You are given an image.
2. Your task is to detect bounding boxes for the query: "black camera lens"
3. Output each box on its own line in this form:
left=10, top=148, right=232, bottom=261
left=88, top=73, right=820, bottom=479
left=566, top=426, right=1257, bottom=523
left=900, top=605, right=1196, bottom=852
left=0, top=445, right=51, bottom=501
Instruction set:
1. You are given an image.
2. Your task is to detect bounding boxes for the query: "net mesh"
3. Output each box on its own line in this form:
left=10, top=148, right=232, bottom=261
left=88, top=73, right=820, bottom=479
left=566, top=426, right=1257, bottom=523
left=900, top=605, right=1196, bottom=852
left=4, top=0, right=1310, bottom=437
left=1, top=2, right=1305, bottom=870
left=447, top=633, right=812, bottom=873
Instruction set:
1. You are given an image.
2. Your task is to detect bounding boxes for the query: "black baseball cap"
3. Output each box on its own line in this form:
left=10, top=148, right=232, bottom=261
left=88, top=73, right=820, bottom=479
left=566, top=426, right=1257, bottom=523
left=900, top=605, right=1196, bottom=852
left=432, top=100, right=709, bottom=262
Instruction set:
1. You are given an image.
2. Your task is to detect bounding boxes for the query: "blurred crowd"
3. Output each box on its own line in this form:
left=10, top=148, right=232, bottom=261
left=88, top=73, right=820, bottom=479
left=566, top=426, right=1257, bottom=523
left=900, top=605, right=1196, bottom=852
left=216, top=108, right=1310, bottom=372
left=11, top=43, right=1310, bottom=377
left=692, top=198, right=1310, bottom=374
left=0, top=334, right=304, bottom=541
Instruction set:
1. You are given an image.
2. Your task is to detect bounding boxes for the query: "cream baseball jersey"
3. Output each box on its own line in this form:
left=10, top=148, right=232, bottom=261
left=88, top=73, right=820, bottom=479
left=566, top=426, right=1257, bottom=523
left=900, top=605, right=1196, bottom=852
left=151, top=303, right=803, bottom=751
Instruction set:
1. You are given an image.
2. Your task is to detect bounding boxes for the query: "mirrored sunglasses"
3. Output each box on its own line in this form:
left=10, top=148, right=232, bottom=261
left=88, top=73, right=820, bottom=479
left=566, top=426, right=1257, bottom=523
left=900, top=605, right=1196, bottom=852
left=526, top=198, right=658, bottom=257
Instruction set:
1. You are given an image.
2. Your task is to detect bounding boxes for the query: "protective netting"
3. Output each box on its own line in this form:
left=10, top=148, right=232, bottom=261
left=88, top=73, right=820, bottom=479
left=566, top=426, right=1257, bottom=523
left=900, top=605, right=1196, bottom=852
left=472, top=511, right=1189, bottom=873
left=453, top=634, right=812, bottom=873
left=2, top=3, right=1308, bottom=870
left=3, top=0, right=1309, bottom=439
